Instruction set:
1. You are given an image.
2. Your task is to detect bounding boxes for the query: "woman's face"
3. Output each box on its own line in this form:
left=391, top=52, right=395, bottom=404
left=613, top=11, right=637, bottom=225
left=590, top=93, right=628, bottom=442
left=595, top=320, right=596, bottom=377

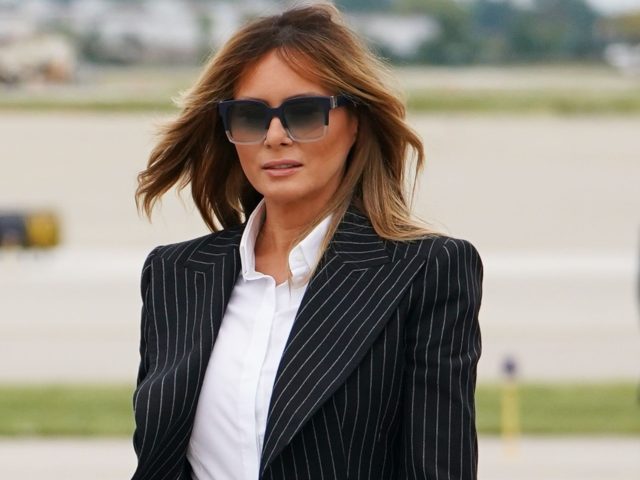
left=232, top=50, right=358, bottom=212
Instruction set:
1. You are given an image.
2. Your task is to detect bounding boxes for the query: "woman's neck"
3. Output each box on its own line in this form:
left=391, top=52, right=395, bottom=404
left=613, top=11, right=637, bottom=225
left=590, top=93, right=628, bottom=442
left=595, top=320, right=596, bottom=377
left=258, top=200, right=322, bottom=255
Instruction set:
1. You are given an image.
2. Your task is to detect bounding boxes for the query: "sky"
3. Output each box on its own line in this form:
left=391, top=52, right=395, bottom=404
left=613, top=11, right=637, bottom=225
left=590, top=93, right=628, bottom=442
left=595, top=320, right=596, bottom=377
left=500, top=0, right=640, bottom=14
left=584, top=0, right=640, bottom=14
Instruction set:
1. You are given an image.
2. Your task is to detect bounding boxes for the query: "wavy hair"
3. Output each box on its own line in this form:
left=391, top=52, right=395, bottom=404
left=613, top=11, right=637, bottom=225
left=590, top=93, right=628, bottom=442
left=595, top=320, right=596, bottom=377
left=135, top=3, right=435, bottom=243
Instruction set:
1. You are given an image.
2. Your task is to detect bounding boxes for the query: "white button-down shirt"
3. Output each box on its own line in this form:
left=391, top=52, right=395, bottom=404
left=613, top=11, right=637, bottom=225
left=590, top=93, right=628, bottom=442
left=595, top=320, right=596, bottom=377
left=187, top=200, right=331, bottom=480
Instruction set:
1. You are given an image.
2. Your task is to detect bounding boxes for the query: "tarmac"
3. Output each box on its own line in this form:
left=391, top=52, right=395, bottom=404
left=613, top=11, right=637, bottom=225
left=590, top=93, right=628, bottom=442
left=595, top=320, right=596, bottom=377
left=1, top=113, right=639, bottom=384
left=1, top=436, right=638, bottom=480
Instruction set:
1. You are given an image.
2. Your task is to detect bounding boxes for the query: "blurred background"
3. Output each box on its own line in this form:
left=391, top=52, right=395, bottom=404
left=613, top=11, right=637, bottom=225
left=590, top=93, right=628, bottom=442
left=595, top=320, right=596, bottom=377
left=0, top=0, right=639, bottom=478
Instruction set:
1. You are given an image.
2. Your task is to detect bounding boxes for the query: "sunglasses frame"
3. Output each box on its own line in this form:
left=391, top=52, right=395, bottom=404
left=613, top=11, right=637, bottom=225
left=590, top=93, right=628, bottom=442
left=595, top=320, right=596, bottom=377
left=218, top=94, right=352, bottom=145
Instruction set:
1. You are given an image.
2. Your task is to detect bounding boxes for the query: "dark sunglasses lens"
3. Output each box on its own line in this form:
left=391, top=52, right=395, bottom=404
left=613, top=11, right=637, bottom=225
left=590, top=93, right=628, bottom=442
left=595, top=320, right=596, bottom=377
left=283, top=99, right=327, bottom=141
left=227, top=102, right=267, bottom=143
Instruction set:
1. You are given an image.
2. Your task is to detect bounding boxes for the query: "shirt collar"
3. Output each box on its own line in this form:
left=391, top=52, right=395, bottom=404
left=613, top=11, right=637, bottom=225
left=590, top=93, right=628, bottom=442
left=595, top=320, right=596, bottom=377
left=238, top=199, right=332, bottom=282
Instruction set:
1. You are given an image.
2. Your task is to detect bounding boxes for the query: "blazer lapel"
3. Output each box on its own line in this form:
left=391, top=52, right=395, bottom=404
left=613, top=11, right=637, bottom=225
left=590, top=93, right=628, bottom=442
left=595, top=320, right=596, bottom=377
left=260, top=208, right=427, bottom=474
left=183, top=227, right=243, bottom=353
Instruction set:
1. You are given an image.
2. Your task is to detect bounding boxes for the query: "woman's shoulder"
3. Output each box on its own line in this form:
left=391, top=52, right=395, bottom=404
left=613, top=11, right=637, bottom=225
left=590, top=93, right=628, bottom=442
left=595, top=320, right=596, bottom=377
left=143, top=224, right=245, bottom=264
left=386, top=233, right=482, bottom=267
left=392, top=235, right=484, bottom=305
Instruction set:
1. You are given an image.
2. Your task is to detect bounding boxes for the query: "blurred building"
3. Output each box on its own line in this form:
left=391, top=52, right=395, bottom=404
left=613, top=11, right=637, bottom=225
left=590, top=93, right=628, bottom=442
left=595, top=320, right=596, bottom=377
left=604, top=42, right=640, bottom=74
left=0, top=2, right=76, bottom=83
left=75, top=0, right=200, bottom=64
left=0, top=34, right=76, bottom=83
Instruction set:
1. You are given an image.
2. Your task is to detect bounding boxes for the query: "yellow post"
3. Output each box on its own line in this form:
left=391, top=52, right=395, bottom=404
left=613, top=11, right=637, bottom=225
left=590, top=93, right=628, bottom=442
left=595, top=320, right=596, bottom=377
left=501, top=356, right=520, bottom=457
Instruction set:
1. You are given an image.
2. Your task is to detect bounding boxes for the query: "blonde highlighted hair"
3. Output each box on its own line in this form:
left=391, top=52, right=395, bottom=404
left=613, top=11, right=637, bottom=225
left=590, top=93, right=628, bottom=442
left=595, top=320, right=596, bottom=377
left=136, top=3, right=436, bottom=244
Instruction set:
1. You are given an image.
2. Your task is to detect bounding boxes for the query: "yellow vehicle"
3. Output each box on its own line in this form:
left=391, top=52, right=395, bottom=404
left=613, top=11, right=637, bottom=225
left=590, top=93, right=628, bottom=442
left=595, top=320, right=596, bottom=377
left=0, top=210, right=60, bottom=248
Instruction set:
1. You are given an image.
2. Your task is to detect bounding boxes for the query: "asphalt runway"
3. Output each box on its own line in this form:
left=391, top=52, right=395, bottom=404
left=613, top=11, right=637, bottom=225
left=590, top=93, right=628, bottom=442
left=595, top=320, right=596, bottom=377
left=1, top=437, right=638, bottom=480
left=0, top=112, right=639, bottom=383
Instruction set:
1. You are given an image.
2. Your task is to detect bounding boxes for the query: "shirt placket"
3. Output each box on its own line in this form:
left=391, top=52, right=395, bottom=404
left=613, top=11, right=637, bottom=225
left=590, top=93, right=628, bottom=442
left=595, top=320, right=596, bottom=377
left=238, top=275, right=276, bottom=480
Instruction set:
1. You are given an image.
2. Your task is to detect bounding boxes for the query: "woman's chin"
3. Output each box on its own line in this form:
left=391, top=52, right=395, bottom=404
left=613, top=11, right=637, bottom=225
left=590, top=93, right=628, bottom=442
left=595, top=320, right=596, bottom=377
left=261, top=192, right=307, bottom=208
left=259, top=185, right=312, bottom=206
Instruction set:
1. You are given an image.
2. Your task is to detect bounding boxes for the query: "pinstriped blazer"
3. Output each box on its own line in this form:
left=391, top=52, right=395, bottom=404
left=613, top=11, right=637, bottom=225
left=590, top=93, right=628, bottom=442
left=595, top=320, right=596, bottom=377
left=131, top=206, right=483, bottom=480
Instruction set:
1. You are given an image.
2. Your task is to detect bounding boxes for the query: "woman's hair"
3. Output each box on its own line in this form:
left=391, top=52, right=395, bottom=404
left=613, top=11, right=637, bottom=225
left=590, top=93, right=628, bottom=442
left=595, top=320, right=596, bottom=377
left=135, top=2, right=435, bottom=244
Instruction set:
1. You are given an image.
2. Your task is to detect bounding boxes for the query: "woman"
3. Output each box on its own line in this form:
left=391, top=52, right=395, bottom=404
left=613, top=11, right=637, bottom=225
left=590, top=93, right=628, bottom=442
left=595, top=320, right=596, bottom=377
left=132, top=4, right=482, bottom=480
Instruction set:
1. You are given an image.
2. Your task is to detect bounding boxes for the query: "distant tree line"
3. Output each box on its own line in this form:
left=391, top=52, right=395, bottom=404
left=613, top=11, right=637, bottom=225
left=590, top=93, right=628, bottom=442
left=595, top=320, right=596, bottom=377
left=335, top=0, right=614, bottom=64
left=44, top=0, right=640, bottom=66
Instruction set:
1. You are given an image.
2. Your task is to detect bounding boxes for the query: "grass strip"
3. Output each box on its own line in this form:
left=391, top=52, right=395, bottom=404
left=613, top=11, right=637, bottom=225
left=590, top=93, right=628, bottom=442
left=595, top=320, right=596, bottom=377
left=0, top=382, right=638, bottom=437
left=0, top=384, right=134, bottom=437
left=2, top=90, right=640, bottom=114
left=406, top=89, right=640, bottom=115
left=0, top=98, right=177, bottom=113
left=476, top=382, right=640, bottom=435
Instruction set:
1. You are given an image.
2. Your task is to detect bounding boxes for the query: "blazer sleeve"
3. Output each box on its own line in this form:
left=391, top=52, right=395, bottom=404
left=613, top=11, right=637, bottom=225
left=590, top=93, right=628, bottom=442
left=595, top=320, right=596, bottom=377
left=132, top=246, right=160, bottom=456
left=401, top=237, right=483, bottom=480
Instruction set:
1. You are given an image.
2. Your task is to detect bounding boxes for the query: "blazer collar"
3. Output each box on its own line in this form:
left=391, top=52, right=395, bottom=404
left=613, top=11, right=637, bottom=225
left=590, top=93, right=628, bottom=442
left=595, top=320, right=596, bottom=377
left=185, top=205, right=391, bottom=271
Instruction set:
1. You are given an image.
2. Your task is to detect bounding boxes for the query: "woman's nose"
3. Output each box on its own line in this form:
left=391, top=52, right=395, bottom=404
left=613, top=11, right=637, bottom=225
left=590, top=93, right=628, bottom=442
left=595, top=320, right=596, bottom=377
left=263, top=116, right=292, bottom=146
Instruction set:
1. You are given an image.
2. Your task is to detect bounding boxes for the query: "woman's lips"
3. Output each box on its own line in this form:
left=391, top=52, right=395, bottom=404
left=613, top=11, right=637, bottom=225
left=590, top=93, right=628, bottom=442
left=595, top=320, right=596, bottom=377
left=262, top=160, right=302, bottom=176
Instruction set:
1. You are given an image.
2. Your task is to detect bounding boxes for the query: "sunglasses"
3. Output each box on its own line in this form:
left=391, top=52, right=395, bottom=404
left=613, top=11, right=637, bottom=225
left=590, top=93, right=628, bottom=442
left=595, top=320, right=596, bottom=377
left=218, top=95, right=351, bottom=145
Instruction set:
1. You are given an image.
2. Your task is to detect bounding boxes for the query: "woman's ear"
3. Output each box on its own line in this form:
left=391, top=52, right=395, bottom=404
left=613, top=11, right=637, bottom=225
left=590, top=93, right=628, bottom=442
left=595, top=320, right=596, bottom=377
left=349, top=113, right=359, bottom=144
